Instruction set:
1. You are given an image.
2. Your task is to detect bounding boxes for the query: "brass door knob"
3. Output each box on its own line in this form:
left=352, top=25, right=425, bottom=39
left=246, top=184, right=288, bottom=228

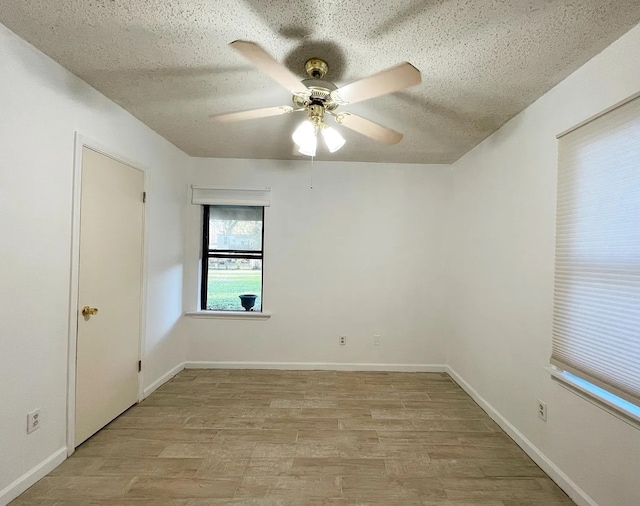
left=82, top=306, right=99, bottom=316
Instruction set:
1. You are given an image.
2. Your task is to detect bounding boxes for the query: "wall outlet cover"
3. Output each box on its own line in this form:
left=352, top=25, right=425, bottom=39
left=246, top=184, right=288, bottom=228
left=537, top=400, right=547, bottom=422
left=27, top=409, right=41, bottom=434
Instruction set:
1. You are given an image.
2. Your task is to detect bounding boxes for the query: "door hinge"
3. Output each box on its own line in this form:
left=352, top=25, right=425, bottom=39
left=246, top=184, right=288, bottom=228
left=142, top=191, right=146, bottom=203
left=138, top=360, right=142, bottom=372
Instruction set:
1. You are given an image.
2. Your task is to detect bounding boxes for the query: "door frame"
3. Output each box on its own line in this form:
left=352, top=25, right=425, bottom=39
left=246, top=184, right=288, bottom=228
left=66, top=133, right=149, bottom=456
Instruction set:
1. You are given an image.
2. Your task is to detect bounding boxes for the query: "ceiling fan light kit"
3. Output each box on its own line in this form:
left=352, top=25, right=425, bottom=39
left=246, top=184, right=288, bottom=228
left=291, top=101, right=346, bottom=155
left=211, top=40, right=422, bottom=156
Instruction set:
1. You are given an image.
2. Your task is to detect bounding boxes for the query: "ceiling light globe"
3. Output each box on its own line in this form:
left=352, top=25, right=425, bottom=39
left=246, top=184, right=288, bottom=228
left=292, top=120, right=316, bottom=147
left=297, top=135, right=317, bottom=157
left=321, top=127, right=346, bottom=153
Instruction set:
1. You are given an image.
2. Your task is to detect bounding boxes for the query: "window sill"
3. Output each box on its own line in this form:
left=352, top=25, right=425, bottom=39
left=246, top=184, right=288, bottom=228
left=185, top=310, right=271, bottom=320
left=547, top=366, right=640, bottom=429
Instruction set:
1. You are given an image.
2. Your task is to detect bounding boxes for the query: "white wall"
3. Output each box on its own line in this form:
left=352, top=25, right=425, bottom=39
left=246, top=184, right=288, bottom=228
left=449, top=22, right=640, bottom=506
left=3, top=11, right=639, bottom=506
left=0, top=23, right=188, bottom=500
left=185, top=158, right=452, bottom=368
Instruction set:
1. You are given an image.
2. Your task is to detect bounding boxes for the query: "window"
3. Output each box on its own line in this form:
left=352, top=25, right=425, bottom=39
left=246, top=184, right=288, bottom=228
left=552, top=95, right=640, bottom=417
left=201, top=205, right=264, bottom=311
left=191, top=186, right=270, bottom=314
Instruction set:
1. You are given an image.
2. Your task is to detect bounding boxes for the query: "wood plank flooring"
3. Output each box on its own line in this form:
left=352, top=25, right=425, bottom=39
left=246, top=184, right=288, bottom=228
left=12, top=369, right=575, bottom=505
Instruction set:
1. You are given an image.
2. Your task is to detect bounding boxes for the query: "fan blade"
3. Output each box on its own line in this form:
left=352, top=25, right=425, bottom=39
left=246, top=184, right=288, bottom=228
left=210, top=105, right=298, bottom=122
left=331, top=62, right=421, bottom=105
left=335, top=112, right=403, bottom=144
left=229, top=40, right=308, bottom=95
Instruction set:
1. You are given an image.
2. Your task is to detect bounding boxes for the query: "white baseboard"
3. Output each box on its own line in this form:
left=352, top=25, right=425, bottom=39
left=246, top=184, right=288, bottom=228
left=446, top=367, right=597, bottom=506
left=0, top=447, right=67, bottom=506
left=185, top=361, right=448, bottom=372
left=142, top=362, right=185, bottom=398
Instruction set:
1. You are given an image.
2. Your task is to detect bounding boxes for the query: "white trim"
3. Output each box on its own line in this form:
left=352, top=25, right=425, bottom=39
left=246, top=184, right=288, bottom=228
left=0, top=447, right=67, bottom=505
left=446, top=366, right=598, bottom=506
left=67, top=133, right=149, bottom=455
left=185, top=361, right=447, bottom=372
left=185, top=310, right=272, bottom=320
left=547, top=367, right=640, bottom=429
left=143, top=362, right=186, bottom=398
left=191, top=186, right=271, bottom=206
left=66, top=134, right=83, bottom=456
left=138, top=168, right=151, bottom=403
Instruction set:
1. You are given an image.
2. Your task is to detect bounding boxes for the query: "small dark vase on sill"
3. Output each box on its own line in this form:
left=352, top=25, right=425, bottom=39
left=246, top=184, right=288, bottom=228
left=238, top=294, right=258, bottom=311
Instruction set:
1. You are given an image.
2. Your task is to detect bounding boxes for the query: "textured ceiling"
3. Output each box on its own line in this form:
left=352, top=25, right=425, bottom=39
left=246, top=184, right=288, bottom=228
left=2, top=1, right=640, bottom=163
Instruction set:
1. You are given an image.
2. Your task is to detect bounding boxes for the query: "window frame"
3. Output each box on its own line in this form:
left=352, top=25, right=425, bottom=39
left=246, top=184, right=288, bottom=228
left=200, top=205, right=265, bottom=312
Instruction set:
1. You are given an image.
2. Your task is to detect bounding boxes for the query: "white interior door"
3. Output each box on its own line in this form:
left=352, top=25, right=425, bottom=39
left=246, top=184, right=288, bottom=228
left=75, top=147, right=144, bottom=446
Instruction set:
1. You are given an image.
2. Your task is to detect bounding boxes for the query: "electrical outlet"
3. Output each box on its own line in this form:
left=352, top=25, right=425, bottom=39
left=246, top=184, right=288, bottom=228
left=374, top=334, right=381, bottom=346
left=339, top=335, right=346, bottom=345
left=27, top=409, right=41, bottom=434
left=537, top=400, right=547, bottom=421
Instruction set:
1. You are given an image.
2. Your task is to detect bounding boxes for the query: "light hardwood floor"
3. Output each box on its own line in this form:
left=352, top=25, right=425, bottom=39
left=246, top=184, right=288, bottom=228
left=12, top=369, right=575, bottom=505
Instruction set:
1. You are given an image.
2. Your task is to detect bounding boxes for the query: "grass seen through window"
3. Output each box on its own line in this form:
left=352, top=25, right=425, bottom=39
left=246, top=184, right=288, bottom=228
left=206, top=269, right=262, bottom=311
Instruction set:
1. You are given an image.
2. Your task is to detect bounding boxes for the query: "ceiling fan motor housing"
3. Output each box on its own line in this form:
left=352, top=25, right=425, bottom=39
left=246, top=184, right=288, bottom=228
left=291, top=58, right=340, bottom=113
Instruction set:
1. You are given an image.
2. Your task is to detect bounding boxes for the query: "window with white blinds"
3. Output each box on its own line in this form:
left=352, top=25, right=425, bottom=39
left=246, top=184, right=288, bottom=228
left=552, top=95, right=640, bottom=408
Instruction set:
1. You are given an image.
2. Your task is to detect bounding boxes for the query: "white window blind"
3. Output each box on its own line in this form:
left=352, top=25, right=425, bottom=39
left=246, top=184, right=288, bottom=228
left=552, top=95, right=640, bottom=406
left=191, top=187, right=270, bottom=207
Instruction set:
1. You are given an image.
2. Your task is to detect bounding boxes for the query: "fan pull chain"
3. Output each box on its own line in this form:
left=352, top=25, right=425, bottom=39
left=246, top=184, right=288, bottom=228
left=310, top=155, right=314, bottom=189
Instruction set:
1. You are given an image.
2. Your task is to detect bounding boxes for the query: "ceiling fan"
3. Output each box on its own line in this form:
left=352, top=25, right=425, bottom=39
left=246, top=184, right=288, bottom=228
left=210, top=41, right=422, bottom=156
